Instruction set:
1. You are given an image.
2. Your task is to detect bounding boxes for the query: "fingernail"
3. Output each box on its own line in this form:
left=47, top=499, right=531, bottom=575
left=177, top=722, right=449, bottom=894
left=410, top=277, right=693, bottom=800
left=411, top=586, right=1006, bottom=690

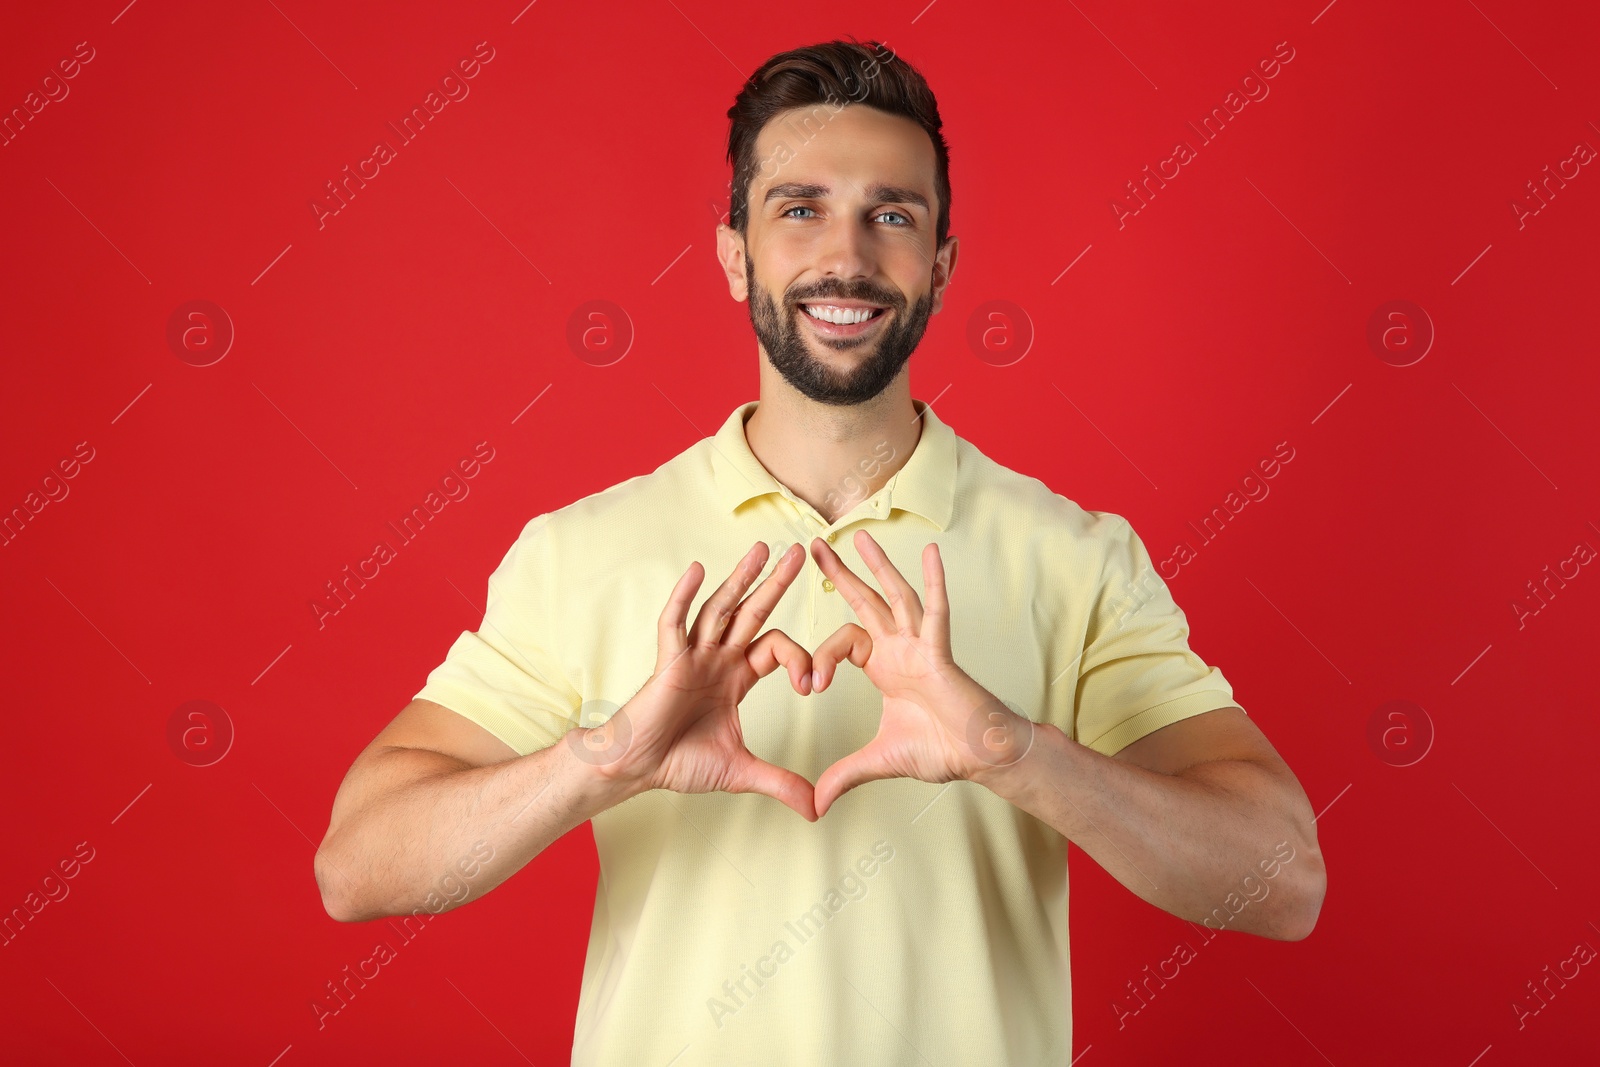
left=811, top=669, right=823, bottom=691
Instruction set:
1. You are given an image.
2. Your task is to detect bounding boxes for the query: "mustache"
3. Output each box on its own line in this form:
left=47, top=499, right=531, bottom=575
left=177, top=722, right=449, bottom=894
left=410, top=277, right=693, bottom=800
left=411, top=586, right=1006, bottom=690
left=789, top=286, right=902, bottom=310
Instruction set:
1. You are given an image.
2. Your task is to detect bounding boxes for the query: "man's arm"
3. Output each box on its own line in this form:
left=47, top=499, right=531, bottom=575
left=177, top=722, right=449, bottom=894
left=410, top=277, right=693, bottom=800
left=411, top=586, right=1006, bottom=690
left=802, top=530, right=1325, bottom=940
left=314, top=697, right=637, bottom=923
left=316, top=540, right=828, bottom=923
left=971, top=705, right=1326, bottom=941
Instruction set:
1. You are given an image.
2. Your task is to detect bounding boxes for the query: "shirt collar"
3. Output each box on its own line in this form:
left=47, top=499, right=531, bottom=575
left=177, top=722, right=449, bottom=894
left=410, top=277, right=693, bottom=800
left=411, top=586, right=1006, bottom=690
left=709, top=398, right=956, bottom=531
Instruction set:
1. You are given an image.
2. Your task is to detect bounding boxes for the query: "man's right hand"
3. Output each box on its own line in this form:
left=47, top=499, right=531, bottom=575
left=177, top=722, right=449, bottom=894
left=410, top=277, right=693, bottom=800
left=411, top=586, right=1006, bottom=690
left=578, top=541, right=870, bottom=821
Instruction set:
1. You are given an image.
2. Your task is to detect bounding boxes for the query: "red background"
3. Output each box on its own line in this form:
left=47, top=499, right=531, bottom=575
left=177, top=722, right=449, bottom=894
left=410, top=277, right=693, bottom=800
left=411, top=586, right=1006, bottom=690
left=3, top=1, right=1598, bottom=1063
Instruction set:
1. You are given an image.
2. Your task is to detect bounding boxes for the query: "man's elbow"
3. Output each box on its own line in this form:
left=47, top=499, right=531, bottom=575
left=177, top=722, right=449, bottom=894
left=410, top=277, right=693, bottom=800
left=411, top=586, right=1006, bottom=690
left=1276, top=850, right=1327, bottom=941
left=314, top=846, right=365, bottom=923
left=1269, top=776, right=1327, bottom=941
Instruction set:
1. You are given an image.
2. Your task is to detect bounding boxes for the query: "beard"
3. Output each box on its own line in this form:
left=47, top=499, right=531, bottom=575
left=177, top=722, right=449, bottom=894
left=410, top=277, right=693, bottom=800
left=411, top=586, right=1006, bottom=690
left=745, top=255, right=933, bottom=407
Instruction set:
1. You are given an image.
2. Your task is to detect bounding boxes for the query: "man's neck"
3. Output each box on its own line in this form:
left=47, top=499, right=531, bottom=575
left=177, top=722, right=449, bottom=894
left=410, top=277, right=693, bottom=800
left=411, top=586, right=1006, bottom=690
left=743, top=375, right=924, bottom=525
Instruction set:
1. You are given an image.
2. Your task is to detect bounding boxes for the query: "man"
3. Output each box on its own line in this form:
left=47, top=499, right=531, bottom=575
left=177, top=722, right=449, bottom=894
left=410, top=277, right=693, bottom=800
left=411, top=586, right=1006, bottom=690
left=315, top=38, right=1326, bottom=1064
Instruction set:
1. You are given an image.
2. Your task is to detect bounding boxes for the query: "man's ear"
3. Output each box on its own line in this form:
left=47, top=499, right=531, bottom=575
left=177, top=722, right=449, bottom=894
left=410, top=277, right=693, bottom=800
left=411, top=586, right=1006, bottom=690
left=716, top=223, right=749, bottom=302
left=929, top=234, right=959, bottom=315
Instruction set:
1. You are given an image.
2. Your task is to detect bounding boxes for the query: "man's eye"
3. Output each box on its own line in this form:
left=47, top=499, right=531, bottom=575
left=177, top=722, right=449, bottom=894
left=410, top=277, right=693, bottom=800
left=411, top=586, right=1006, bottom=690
left=781, top=206, right=911, bottom=225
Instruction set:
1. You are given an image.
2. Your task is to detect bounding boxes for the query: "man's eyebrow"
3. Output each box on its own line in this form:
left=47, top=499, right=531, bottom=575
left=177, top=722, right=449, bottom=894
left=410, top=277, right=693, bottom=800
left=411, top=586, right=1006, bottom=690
left=763, top=181, right=930, bottom=212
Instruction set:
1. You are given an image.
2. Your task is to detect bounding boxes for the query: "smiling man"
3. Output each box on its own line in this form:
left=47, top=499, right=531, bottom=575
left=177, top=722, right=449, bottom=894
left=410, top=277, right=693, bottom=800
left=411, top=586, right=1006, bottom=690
left=315, top=38, right=1326, bottom=1066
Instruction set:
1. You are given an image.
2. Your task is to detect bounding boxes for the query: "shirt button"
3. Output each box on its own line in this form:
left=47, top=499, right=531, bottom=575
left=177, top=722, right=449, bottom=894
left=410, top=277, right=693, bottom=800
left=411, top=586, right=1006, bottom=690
left=822, top=579, right=836, bottom=593
left=824, top=531, right=836, bottom=542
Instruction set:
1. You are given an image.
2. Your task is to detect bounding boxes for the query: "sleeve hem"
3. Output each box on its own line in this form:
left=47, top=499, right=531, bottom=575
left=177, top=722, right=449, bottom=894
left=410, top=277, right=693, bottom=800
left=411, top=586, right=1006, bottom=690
left=413, top=682, right=567, bottom=757
left=1081, top=691, right=1243, bottom=758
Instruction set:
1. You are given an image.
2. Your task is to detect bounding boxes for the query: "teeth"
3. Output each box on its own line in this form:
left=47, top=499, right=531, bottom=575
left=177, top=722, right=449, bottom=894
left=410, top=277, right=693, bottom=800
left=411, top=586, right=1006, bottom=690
left=803, top=304, right=879, bottom=325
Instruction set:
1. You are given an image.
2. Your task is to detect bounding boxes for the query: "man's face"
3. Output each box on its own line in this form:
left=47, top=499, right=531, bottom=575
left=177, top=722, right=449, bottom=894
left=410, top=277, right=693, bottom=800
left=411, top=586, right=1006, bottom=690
left=719, top=104, right=957, bottom=407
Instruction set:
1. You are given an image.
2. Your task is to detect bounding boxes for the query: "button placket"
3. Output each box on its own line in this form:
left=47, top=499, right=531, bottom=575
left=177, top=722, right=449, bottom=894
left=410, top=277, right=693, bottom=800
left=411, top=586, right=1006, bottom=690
left=820, top=493, right=893, bottom=594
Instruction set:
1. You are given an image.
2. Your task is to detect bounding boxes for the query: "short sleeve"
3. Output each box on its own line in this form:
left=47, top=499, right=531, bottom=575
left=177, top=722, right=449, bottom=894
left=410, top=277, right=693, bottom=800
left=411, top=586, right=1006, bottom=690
left=413, top=514, right=582, bottom=755
left=1072, top=516, right=1243, bottom=757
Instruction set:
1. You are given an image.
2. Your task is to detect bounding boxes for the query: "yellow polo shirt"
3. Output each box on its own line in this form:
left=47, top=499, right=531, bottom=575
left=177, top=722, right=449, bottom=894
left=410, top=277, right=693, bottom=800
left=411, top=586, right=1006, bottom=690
left=414, top=398, right=1242, bottom=1065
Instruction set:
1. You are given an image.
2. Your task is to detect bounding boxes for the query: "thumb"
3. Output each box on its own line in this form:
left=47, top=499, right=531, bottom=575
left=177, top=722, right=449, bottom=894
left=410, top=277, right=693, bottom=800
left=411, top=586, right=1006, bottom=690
left=723, top=749, right=818, bottom=821
left=814, top=736, right=894, bottom=819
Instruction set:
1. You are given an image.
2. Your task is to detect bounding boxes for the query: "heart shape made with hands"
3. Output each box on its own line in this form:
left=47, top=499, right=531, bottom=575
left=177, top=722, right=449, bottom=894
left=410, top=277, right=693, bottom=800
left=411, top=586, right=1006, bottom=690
left=615, top=530, right=1033, bottom=824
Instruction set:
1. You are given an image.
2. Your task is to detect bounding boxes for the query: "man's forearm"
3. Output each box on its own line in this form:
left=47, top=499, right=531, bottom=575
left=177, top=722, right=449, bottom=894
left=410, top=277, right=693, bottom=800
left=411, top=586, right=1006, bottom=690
left=971, top=720, right=1324, bottom=940
left=315, top=732, right=640, bottom=923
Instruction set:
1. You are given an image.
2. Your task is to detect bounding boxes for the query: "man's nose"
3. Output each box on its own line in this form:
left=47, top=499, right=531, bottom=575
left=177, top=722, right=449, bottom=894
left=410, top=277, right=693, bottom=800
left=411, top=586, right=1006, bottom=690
left=814, top=215, right=878, bottom=284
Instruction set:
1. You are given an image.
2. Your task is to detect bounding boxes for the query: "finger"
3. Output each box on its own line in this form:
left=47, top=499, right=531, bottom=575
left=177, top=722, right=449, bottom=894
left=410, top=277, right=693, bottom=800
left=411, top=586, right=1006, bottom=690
left=920, top=542, right=952, bottom=656
left=656, top=560, right=707, bottom=667
left=724, top=749, right=818, bottom=821
left=689, top=542, right=767, bottom=647
left=813, top=738, right=895, bottom=819
left=809, top=537, right=894, bottom=636
left=746, top=628, right=815, bottom=696
left=854, top=530, right=923, bottom=634
left=723, top=542, right=804, bottom=648
left=809, top=623, right=872, bottom=693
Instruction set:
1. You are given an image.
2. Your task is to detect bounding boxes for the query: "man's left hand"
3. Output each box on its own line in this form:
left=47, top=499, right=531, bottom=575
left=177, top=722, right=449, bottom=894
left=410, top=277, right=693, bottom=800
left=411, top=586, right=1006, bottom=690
left=807, top=530, right=1034, bottom=817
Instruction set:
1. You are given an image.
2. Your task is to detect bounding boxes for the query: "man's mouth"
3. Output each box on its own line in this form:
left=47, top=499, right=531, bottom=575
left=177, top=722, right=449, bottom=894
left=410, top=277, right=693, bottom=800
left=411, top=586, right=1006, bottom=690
left=798, top=302, right=889, bottom=337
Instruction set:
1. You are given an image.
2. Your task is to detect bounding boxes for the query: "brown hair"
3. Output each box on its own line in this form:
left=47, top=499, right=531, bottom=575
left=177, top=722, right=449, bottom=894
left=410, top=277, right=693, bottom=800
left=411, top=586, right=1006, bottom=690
left=725, top=38, right=952, bottom=248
